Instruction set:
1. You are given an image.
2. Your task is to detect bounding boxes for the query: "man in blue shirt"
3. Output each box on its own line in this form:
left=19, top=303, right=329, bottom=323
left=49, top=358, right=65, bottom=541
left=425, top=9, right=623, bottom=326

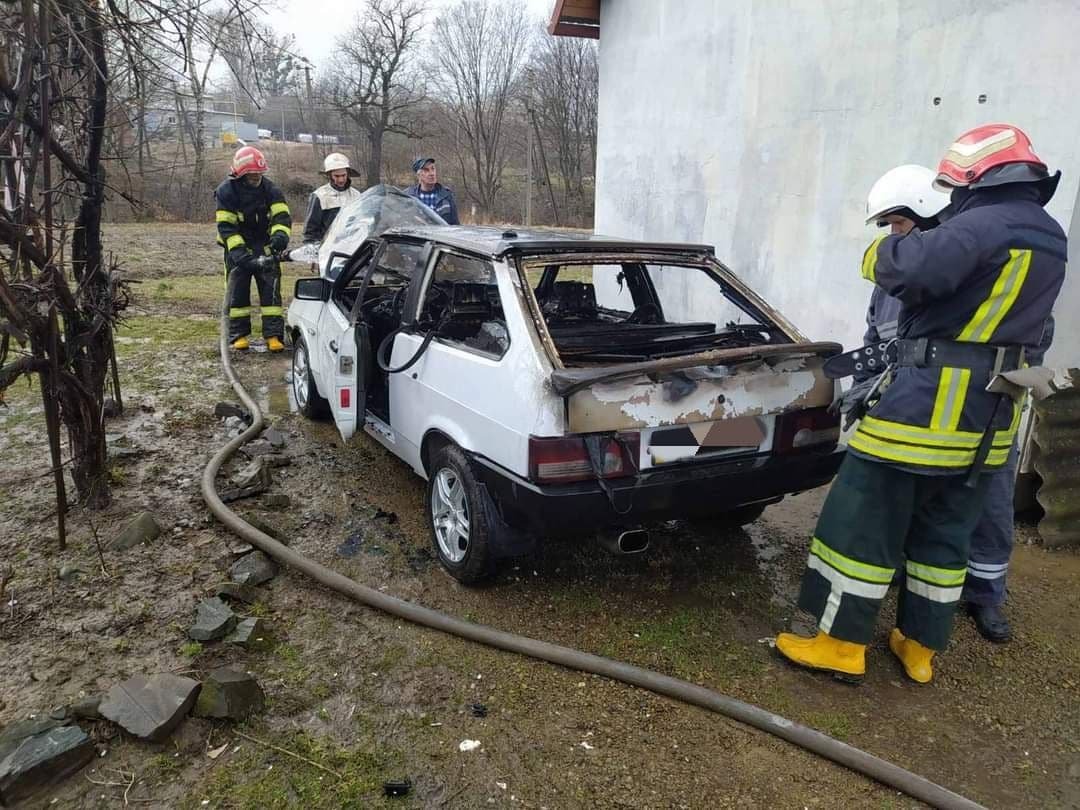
left=404, top=157, right=459, bottom=225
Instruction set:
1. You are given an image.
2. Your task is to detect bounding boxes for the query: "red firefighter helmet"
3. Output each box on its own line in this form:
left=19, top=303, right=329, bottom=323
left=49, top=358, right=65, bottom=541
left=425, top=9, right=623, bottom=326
left=230, top=146, right=269, bottom=178
left=934, top=124, right=1047, bottom=191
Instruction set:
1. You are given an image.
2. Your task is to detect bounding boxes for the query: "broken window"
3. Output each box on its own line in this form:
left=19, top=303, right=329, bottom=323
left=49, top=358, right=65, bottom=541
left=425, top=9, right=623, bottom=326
left=527, top=259, right=785, bottom=365
left=419, top=253, right=509, bottom=358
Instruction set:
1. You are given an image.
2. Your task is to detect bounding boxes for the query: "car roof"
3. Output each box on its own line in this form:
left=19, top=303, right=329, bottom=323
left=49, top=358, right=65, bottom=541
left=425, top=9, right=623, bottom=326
left=379, top=225, right=715, bottom=258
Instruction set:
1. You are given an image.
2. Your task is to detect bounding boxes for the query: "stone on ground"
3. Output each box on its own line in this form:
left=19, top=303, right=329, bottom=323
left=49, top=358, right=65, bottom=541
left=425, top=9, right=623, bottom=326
left=229, top=551, right=277, bottom=586
left=98, top=674, right=200, bottom=742
left=215, top=582, right=263, bottom=605
left=194, top=667, right=266, bottom=720
left=108, top=512, right=162, bottom=551
left=188, top=597, right=237, bottom=641
left=224, top=618, right=272, bottom=649
left=0, top=725, right=94, bottom=806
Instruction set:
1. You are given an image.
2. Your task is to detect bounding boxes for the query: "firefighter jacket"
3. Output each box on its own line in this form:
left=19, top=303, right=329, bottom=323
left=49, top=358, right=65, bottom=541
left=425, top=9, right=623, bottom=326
left=302, top=182, right=362, bottom=244
left=214, top=177, right=292, bottom=267
left=851, top=183, right=1066, bottom=473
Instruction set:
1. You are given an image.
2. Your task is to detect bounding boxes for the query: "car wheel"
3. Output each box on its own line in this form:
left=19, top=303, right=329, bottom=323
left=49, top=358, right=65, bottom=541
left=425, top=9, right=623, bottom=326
left=427, top=444, right=494, bottom=585
left=292, top=334, right=330, bottom=419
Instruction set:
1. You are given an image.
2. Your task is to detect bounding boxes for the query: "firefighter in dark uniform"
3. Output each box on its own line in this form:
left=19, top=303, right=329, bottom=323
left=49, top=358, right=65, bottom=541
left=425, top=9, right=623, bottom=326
left=776, top=124, right=1067, bottom=683
left=841, top=165, right=1057, bottom=646
left=215, top=146, right=292, bottom=352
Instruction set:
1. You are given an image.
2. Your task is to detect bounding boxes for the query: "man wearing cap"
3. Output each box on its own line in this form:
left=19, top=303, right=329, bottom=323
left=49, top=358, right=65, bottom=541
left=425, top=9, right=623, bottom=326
left=404, top=157, right=459, bottom=225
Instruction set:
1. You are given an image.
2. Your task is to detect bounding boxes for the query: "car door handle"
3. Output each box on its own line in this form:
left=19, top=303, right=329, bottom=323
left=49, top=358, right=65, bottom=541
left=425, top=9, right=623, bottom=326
left=329, top=340, right=339, bottom=354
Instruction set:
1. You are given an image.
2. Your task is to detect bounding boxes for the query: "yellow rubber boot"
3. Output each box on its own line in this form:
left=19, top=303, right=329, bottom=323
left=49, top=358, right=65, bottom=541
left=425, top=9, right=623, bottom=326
left=266, top=337, right=285, bottom=353
left=889, top=628, right=934, bottom=684
left=775, top=630, right=866, bottom=681
left=231, top=336, right=249, bottom=351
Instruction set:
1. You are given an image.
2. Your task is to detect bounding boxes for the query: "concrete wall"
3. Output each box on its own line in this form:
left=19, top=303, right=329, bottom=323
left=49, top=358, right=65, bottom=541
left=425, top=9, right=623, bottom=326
left=593, top=0, right=1080, bottom=367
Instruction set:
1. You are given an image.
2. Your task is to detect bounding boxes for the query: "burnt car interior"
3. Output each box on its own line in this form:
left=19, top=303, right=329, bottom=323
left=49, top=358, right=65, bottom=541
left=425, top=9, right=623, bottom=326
left=336, top=242, right=510, bottom=422
left=529, top=262, right=791, bottom=365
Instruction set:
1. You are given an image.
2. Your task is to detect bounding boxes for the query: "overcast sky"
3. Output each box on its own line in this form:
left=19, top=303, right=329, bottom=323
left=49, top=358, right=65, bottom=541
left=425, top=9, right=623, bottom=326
left=265, top=0, right=558, bottom=70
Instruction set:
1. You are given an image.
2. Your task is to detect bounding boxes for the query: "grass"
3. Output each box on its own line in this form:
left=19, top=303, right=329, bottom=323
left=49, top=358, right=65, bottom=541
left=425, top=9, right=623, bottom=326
left=116, top=314, right=221, bottom=345
left=138, top=268, right=308, bottom=307
left=596, top=606, right=770, bottom=684
left=179, top=641, right=204, bottom=658
left=805, top=710, right=855, bottom=741
left=184, top=728, right=399, bottom=810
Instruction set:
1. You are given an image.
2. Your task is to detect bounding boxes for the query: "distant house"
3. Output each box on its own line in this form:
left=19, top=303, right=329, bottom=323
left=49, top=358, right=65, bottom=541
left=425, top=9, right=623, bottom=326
left=141, top=105, right=246, bottom=148
left=220, top=120, right=260, bottom=144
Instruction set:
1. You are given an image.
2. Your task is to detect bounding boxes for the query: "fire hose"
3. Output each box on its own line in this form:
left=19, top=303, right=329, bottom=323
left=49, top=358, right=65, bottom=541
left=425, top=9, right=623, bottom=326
left=201, top=297, right=986, bottom=810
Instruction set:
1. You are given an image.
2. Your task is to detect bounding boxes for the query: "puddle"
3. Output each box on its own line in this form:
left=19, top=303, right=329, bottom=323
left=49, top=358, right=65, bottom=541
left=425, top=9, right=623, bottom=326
left=263, top=381, right=296, bottom=415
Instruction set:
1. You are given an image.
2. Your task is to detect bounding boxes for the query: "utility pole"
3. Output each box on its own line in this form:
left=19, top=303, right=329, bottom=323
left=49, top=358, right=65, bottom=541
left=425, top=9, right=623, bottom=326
left=303, top=64, right=317, bottom=158
left=528, top=107, right=560, bottom=227
left=524, top=108, right=534, bottom=226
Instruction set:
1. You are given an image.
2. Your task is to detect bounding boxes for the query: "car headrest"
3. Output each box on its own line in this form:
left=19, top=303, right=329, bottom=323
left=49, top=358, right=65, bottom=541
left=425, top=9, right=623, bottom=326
left=542, top=280, right=597, bottom=318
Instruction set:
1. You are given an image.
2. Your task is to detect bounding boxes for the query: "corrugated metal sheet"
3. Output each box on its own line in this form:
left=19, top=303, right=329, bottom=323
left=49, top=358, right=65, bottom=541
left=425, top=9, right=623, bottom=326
left=1032, top=369, right=1080, bottom=548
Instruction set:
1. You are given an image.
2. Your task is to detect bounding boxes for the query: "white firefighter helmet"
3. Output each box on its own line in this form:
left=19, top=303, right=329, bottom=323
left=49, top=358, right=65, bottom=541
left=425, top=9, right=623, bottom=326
left=323, top=152, right=358, bottom=176
left=865, top=164, right=951, bottom=225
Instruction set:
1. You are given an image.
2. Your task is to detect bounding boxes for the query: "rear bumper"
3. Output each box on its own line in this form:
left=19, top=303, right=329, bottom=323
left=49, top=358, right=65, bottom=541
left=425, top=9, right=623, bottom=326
left=471, top=446, right=845, bottom=534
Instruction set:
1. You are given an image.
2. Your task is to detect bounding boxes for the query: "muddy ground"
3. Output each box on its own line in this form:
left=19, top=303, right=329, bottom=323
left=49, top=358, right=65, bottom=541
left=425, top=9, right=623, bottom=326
left=0, top=223, right=1078, bottom=809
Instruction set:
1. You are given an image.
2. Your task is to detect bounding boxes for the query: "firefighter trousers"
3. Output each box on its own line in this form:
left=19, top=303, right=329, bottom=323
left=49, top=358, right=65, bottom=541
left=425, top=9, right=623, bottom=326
left=225, top=256, right=283, bottom=341
left=962, top=443, right=1018, bottom=607
left=797, top=453, right=991, bottom=651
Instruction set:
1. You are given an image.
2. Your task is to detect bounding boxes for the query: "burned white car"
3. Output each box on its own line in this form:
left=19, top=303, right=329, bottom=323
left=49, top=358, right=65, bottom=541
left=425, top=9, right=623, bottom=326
left=287, top=226, right=843, bottom=583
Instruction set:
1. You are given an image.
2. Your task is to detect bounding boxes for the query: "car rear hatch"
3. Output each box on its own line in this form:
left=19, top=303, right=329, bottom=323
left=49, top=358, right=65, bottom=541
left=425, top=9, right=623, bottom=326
left=514, top=248, right=840, bottom=472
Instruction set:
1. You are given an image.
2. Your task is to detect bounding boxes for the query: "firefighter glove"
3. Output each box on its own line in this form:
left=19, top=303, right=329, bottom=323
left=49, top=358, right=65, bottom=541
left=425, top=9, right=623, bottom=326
left=270, top=232, right=289, bottom=253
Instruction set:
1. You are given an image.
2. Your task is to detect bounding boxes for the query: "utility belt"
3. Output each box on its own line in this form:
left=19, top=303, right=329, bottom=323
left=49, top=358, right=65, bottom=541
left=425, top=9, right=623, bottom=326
left=823, top=338, right=1025, bottom=380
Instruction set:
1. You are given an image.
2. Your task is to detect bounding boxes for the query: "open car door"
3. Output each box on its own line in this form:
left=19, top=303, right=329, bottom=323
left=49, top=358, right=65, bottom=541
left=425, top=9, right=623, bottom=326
left=321, top=244, right=378, bottom=441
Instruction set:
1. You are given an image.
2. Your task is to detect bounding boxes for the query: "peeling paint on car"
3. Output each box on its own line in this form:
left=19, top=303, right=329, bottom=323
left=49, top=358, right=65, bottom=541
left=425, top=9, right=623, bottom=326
left=566, top=358, right=834, bottom=433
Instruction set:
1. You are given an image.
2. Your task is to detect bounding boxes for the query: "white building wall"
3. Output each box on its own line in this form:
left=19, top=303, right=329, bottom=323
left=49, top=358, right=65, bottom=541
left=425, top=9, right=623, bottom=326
left=593, top=0, right=1080, bottom=367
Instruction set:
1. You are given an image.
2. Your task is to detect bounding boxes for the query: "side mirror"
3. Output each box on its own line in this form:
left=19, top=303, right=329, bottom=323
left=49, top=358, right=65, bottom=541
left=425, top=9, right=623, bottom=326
left=294, top=277, right=331, bottom=302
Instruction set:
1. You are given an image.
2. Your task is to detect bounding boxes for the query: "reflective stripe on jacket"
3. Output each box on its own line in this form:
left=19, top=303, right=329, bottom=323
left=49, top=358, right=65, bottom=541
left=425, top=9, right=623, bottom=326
left=852, top=184, right=1066, bottom=473
left=214, top=177, right=292, bottom=266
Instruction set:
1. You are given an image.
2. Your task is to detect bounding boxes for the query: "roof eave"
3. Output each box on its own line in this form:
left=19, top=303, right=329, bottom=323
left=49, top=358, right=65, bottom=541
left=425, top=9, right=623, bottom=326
left=548, top=0, right=600, bottom=39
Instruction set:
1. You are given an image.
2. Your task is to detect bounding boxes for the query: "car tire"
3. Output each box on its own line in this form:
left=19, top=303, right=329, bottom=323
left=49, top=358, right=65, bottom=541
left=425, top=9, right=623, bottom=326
left=427, top=444, right=495, bottom=585
left=292, top=334, right=330, bottom=420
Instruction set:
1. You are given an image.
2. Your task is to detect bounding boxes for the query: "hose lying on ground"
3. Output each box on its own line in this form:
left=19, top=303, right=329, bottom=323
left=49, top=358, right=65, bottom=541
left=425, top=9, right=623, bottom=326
left=202, top=306, right=986, bottom=810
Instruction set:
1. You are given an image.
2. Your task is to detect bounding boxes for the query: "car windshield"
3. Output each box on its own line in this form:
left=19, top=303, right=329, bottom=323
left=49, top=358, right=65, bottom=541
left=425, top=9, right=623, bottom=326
left=320, top=184, right=445, bottom=278
left=524, top=258, right=787, bottom=365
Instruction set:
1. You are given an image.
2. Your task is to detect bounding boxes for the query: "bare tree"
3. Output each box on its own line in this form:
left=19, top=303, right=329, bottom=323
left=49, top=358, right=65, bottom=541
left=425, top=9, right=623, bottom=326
left=1, top=0, right=128, bottom=537
left=430, top=0, right=532, bottom=219
left=525, top=30, right=597, bottom=223
left=1, top=0, right=265, bottom=545
left=219, top=20, right=302, bottom=106
left=328, top=0, right=427, bottom=187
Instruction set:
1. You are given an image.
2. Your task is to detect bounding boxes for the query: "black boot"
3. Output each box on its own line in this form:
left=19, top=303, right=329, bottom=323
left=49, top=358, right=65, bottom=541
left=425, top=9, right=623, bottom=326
left=968, top=603, right=1012, bottom=643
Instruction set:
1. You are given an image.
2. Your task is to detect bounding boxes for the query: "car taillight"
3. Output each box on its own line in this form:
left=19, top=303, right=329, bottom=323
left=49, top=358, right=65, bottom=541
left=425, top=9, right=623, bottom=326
left=775, top=407, right=840, bottom=454
left=529, top=434, right=640, bottom=484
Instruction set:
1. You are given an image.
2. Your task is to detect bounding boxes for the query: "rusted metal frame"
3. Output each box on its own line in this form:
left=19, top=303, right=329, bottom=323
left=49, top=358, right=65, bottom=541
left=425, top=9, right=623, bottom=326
left=551, top=341, right=842, bottom=397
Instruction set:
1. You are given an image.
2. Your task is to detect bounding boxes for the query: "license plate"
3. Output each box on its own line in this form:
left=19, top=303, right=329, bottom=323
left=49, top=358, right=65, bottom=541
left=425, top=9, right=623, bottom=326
left=645, top=416, right=768, bottom=466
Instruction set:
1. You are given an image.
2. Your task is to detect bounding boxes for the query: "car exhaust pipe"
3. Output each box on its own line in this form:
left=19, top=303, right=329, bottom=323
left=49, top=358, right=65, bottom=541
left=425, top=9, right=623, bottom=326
left=598, top=528, right=650, bottom=555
